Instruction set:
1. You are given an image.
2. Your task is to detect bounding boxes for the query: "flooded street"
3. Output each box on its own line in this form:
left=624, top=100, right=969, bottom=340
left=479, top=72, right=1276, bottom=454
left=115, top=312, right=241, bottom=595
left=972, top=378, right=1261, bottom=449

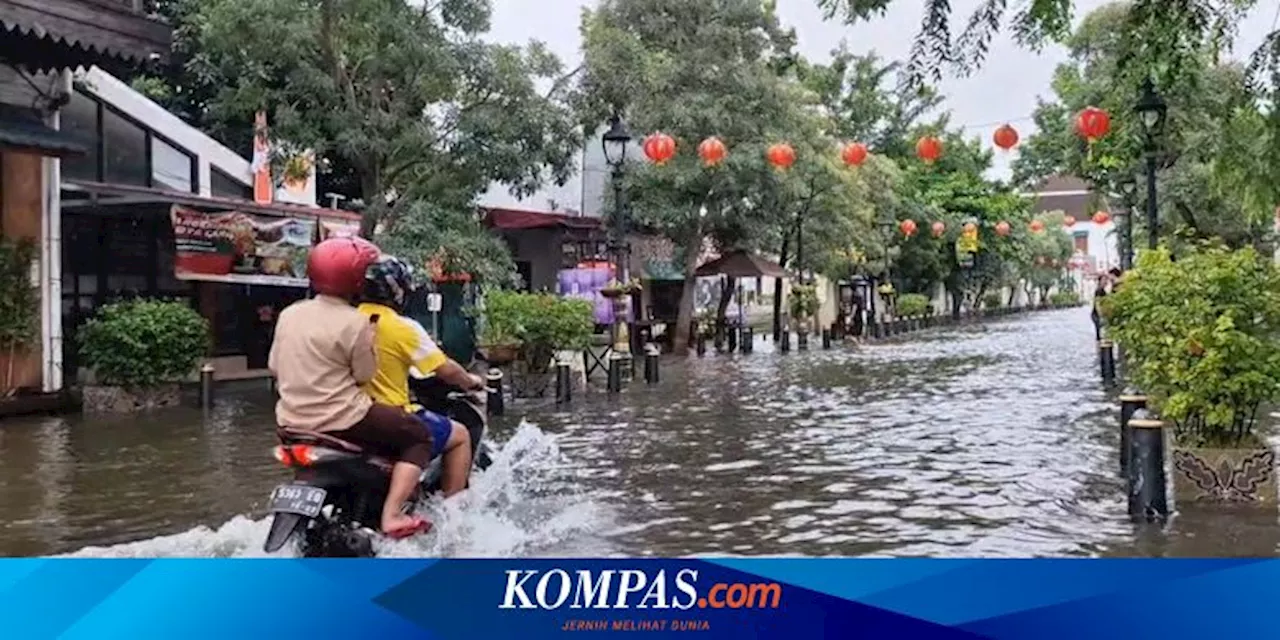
left=2, top=308, right=1278, bottom=557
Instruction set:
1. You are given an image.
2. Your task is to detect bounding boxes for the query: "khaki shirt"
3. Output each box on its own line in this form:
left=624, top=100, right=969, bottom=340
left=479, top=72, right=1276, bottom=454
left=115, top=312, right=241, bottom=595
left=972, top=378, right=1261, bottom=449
left=268, top=295, right=375, bottom=432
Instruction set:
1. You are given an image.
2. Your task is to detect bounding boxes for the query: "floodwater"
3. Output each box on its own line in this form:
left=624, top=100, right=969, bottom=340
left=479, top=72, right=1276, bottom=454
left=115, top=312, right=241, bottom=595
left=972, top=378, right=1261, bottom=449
left=2, top=308, right=1278, bottom=558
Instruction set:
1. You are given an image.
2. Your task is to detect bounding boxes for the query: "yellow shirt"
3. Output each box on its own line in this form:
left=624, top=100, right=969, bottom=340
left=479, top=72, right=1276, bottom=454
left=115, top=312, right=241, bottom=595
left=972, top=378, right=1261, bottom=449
left=356, top=302, right=448, bottom=410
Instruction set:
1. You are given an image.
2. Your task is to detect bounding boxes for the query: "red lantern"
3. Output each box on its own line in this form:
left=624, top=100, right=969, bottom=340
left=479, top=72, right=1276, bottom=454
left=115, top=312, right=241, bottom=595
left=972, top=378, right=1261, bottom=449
left=931, top=221, right=946, bottom=238
left=1029, top=220, right=1046, bottom=234
left=698, top=137, right=726, bottom=167
left=993, top=124, right=1019, bottom=151
left=767, top=143, right=796, bottom=170
left=841, top=142, right=868, bottom=167
left=900, top=219, right=918, bottom=238
left=916, top=136, right=943, bottom=163
left=1063, top=215, right=1076, bottom=227
left=995, top=221, right=1011, bottom=237
left=643, top=132, right=676, bottom=165
left=1075, top=107, right=1111, bottom=142
left=1092, top=210, right=1111, bottom=225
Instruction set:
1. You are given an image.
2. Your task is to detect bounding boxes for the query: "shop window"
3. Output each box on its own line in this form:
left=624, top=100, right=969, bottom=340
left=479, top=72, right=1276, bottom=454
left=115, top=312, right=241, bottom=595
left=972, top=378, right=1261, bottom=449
left=61, top=91, right=100, bottom=182
left=151, top=136, right=195, bottom=193
left=211, top=167, right=252, bottom=199
left=102, top=108, right=148, bottom=185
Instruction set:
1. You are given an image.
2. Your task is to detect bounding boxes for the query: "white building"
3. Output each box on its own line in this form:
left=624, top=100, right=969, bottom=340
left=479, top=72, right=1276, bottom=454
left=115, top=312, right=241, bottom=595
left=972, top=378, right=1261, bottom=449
left=1024, top=174, right=1118, bottom=301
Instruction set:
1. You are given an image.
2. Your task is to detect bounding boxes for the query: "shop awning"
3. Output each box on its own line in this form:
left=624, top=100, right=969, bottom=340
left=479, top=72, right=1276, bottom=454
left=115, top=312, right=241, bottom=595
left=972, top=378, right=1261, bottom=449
left=482, top=207, right=602, bottom=231
left=0, top=0, right=172, bottom=72
left=62, top=180, right=364, bottom=222
left=695, top=250, right=788, bottom=279
left=0, top=104, right=86, bottom=157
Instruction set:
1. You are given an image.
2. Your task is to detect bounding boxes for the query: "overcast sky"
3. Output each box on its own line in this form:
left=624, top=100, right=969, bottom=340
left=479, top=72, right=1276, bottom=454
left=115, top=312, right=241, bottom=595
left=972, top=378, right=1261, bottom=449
left=480, top=0, right=1278, bottom=211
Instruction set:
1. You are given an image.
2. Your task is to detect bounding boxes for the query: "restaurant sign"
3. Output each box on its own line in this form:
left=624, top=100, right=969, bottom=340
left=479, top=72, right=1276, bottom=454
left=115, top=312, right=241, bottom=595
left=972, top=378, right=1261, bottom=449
left=170, top=205, right=318, bottom=287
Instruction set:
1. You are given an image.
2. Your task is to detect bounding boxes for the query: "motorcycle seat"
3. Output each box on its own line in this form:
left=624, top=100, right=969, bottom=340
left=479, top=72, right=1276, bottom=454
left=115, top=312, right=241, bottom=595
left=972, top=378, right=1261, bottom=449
left=277, top=427, right=365, bottom=454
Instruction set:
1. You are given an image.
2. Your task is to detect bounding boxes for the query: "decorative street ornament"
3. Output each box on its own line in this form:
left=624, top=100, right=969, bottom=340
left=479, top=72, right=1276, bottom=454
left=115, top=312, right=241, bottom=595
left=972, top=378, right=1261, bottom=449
left=931, top=221, right=946, bottom=238
left=1029, top=220, right=1046, bottom=234
left=841, top=142, right=868, bottom=167
left=643, top=132, right=676, bottom=165
left=698, top=136, right=726, bottom=167
left=1063, top=215, right=1076, bottom=227
left=767, top=143, right=796, bottom=171
left=1092, top=210, right=1111, bottom=225
left=962, top=221, right=978, bottom=237
left=1075, top=106, right=1111, bottom=143
left=916, top=135, right=943, bottom=164
left=993, top=124, right=1019, bottom=151
left=899, top=219, right=918, bottom=237
left=995, top=221, right=1011, bottom=237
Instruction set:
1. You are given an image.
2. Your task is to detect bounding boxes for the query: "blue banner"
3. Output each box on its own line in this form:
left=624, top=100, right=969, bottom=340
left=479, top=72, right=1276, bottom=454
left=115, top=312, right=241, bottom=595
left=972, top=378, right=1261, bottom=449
left=2, top=558, right=1278, bottom=639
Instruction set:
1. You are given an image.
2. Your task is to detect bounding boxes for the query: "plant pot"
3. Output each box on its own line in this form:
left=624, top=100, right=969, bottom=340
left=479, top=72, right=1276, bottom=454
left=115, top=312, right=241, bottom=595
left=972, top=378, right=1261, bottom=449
left=481, top=343, right=521, bottom=366
left=600, top=287, right=625, bottom=299
left=1170, top=443, right=1277, bottom=507
left=82, top=383, right=182, bottom=413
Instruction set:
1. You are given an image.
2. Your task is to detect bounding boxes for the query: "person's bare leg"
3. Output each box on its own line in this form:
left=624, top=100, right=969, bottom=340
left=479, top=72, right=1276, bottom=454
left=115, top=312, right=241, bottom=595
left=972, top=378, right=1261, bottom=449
left=382, top=461, right=423, bottom=532
left=440, top=422, right=472, bottom=497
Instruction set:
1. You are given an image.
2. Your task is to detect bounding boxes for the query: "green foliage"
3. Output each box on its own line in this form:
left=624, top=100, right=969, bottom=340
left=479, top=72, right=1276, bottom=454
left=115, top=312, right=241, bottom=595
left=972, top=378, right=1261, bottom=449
left=896, top=293, right=930, bottom=317
left=375, top=201, right=517, bottom=287
left=78, top=300, right=211, bottom=387
left=788, top=283, right=820, bottom=319
left=0, top=238, right=38, bottom=392
left=479, top=291, right=594, bottom=353
left=983, top=292, right=1004, bottom=309
left=1049, top=290, right=1079, bottom=306
left=1101, top=245, right=1280, bottom=447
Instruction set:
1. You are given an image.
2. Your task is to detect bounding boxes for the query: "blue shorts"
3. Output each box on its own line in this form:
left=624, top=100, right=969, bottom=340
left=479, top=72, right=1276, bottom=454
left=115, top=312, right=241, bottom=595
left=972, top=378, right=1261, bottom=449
left=412, top=409, right=454, bottom=460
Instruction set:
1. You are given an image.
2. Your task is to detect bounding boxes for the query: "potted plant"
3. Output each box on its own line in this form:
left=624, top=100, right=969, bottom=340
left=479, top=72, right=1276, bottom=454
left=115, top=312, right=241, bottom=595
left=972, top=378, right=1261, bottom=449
left=78, top=299, right=211, bottom=412
left=477, top=289, right=525, bottom=366
left=281, top=154, right=312, bottom=192
left=788, top=283, right=820, bottom=334
left=601, top=278, right=642, bottom=299
left=896, top=293, right=930, bottom=319
left=0, top=238, right=38, bottom=399
left=1102, top=246, right=1280, bottom=507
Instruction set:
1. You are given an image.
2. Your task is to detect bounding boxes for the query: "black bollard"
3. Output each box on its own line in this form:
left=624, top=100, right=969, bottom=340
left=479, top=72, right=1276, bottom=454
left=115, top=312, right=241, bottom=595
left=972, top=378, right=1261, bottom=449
left=644, top=344, right=660, bottom=384
left=200, top=364, right=216, bottom=411
left=741, top=327, right=753, bottom=354
left=1099, top=340, right=1116, bottom=385
left=1127, top=409, right=1168, bottom=522
left=870, top=321, right=880, bottom=339
left=797, top=331, right=809, bottom=351
left=696, top=334, right=707, bottom=357
left=1118, top=393, right=1147, bottom=475
left=727, top=326, right=739, bottom=353
left=607, top=354, right=624, bottom=394
left=821, top=328, right=832, bottom=349
left=555, top=359, right=572, bottom=405
left=486, top=369, right=505, bottom=417
left=780, top=330, right=791, bottom=353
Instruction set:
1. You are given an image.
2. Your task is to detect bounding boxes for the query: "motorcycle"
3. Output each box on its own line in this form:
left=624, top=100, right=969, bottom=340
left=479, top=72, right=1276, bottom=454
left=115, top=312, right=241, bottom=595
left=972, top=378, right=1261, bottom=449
left=261, top=372, right=494, bottom=557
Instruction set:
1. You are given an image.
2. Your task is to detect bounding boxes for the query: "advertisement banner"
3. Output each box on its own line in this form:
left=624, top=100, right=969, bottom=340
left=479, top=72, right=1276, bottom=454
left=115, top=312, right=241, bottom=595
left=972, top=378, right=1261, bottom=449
left=2, top=558, right=1280, bottom=639
left=170, top=205, right=316, bottom=287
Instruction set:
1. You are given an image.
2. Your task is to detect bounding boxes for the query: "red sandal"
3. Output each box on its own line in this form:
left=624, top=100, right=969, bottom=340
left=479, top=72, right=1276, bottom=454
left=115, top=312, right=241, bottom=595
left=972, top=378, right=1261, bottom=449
left=384, top=516, right=432, bottom=540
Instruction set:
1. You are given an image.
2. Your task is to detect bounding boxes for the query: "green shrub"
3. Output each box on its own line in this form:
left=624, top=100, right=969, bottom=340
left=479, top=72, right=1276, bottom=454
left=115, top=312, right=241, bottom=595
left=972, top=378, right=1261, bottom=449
left=1100, top=246, right=1280, bottom=447
left=480, top=290, right=594, bottom=352
left=982, top=292, right=1004, bottom=309
left=0, top=238, right=38, bottom=393
left=78, top=299, right=210, bottom=387
left=896, top=293, right=930, bottom=317
left=1049, top=290, right=1079, bottom=306
left=788, top=284, right=819, bottom=319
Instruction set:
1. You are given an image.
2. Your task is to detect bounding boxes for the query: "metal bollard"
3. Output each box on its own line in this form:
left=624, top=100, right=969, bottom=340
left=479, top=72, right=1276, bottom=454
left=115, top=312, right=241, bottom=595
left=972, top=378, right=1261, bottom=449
left=1127, top=409, right=1168, bottom=522
left=696, top=334, right=707, bottom=357
left=870, top=322, right=880, bottom=339
left=1099, top=340, right=1117, bottom=385
left=607, top=354, right=624, bottom=394
left=727, top=327, right=738, bottom=353
left=555, top=359, right=572, bottom=405
left=780, top=331, right=791, bottom=354
left=486, top=369, right=505, bottom=417
left=1118, top=393, right=1147, bottom=475
left=740, top=327, right=753, bottom=354
left=644, top=344, right=660, bottom=384
left=797, top=330, right=809, bottom=351
left=200, top=364, right=216, bottom=411
left=821, top=328, right=832, bottom=349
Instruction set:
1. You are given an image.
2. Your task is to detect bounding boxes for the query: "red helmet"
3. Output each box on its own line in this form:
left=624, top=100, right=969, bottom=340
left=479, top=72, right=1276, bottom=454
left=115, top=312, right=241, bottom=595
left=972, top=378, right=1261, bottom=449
left=307, top=236, right=380, bottom=298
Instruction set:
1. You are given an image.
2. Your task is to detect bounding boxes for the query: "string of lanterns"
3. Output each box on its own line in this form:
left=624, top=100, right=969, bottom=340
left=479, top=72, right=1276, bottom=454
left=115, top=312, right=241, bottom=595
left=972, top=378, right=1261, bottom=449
left=636, top=105, right=1114, bottom=168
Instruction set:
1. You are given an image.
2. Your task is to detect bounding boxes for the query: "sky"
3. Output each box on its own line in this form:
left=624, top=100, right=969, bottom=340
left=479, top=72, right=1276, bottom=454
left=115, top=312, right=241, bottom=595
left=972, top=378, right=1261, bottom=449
left=479, top=0, right=1279, bottom=212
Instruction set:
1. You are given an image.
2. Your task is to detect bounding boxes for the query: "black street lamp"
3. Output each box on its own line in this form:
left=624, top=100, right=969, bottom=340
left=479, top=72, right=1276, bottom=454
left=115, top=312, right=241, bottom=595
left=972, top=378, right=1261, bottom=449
left=602, top=112, right=633, bottom=354
left=1135, top=77, right=1167, bottom=252
left=876, top=214, right=895, bottom=319
left=1117, top=177, right=1138, bottom=271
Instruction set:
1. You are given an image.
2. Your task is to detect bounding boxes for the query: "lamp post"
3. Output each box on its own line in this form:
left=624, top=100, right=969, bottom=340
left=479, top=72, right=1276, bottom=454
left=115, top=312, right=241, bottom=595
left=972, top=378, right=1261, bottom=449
left=877, top=215, right=895, bottom=321
left=1117, top=177, right=1138, bottom=271
left=602, top=113, right=632, bottom=354
left=1135, top=77, right=1167, bottom=252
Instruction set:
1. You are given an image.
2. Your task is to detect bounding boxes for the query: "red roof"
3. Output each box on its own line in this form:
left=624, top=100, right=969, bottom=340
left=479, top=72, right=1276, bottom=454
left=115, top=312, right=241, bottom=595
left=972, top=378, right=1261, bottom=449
left=482, top=207, right=602, bottom=231
left=64, top=180, right=363, bottom=221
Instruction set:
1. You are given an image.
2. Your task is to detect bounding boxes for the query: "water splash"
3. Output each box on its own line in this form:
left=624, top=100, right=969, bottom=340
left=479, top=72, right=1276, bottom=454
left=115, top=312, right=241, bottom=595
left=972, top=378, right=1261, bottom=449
left=63, top=422, right=610, bottom=558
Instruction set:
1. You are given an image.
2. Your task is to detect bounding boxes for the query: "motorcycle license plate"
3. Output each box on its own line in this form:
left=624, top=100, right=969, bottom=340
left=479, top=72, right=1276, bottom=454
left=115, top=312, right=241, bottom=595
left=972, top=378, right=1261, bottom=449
left=268, top=484, right=327, bottom=517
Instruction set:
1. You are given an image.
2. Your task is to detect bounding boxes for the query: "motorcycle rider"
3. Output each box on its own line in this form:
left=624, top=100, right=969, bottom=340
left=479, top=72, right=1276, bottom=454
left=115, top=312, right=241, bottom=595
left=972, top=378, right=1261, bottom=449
left=357, top=254, right=484, bottom=496
left=268, top=237, right=432, bottom=539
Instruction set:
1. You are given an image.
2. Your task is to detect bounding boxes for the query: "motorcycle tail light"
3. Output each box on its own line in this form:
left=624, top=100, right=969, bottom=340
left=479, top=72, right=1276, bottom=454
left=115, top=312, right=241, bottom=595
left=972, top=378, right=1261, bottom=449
left=272, top=444, right=341, bottom=467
